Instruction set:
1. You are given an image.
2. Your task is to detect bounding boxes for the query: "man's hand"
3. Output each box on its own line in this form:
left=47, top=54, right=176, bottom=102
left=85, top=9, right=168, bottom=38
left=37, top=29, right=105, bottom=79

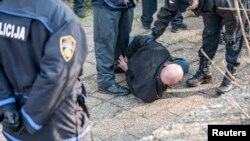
left=186, top=0, right=199, bottom=11
left=118, top=55, right=128, bottom=71
left=143, top=34, right=156, bottom=43
left=1, top=110, right=21, bottom=132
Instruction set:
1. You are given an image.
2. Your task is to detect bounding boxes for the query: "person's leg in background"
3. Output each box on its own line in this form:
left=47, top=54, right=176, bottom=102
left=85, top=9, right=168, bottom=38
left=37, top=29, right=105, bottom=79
left=217, top=25, right=244, bottom=94
left=171, top=11, right=187, bottom=33
left=74, top=0, right=86, bottom=18
left=140, top=0, right=157, bottom=29
left=93, top=6, right=129, bottom=95
left=114, top=8, right=134, bottom=73
left=186, top=13, right=223, bottom=87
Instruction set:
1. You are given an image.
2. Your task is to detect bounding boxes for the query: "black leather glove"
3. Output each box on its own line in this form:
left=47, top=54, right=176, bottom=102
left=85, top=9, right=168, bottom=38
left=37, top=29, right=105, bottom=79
left=1, top=110, right=21, bottom=133
left=143, top=33, right=156, bottom=43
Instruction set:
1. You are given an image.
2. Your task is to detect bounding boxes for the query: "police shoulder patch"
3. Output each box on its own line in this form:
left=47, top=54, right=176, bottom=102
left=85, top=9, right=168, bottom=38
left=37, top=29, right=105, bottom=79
left=60, top=35, right=76, bottom=62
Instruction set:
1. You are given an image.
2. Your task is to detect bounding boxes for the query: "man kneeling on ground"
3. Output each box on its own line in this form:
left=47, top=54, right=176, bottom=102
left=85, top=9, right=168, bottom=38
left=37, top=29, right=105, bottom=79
left=118, top=36, right=189, bottom=102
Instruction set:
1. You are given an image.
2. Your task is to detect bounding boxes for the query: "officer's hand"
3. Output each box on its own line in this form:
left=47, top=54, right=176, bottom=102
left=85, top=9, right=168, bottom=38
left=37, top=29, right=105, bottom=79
left=143, top=34, right=156, bottom=43
left=1, top=110, right=21, bottom=132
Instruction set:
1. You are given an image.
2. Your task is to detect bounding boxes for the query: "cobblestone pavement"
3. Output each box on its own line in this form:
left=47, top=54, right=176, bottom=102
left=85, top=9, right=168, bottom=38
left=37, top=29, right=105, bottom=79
left=1, top=0, right=250, bottom=141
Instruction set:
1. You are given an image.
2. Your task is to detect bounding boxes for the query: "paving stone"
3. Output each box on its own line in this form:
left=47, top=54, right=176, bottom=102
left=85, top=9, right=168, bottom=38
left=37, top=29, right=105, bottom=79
left=129, top=99, right=172, bottom=118
left=184, top=17, right=204, bottom=31
left=86, top=135, right=103, bottom=141
left=91, top=91, right=117, bottom=101
left=82, top=62, right=97, bottom=78
left=164, top=96, right=207, bottom=115
left=140, top=89, right=250, bottom=140
left=107, top=133, right=139, bottom=141
left=167, top=40, right=196, bottom=50
left=85, top=51, right=96, bottom=65
left=110, top=94, right=145, bottom=110
left=82, top=75, right=98, bottom=94
left=90, top=102, right=122, bottom=120
left=91, top=119, right=127, bottom=139
left=86, top=96, right=103, bottom=109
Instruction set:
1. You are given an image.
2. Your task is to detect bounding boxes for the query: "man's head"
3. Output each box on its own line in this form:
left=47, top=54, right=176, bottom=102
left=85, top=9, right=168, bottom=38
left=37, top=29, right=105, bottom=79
left=175, top=0, right=199, bottom=12
left=160, top=63, right=184, bottom=87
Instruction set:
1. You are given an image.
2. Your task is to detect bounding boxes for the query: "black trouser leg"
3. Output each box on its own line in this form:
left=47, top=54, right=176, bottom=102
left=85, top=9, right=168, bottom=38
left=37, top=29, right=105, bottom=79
left=187, top=14, right=223, bottom=87
left=140, top=0, right=157, bottom=27
left=198, top=14, right=223, bottom=60
left=217, top=26, right=244, bottom=94
left=115, top=8, right=134, bottom=61
left=171, top=11, right=183, bottom=27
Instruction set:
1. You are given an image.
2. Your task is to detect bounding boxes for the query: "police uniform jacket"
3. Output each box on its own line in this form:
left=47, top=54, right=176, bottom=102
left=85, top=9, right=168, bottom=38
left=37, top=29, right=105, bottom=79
left=0, top=0, right=89, bottom=140
left=125, top=37, right=172, bottom=103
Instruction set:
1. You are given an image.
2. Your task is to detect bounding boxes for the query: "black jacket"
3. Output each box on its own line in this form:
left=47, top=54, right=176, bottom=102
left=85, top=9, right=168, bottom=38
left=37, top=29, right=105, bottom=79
left=0, top=0, right=89, bottom=140
left=125, top=37, right=172, bottom=102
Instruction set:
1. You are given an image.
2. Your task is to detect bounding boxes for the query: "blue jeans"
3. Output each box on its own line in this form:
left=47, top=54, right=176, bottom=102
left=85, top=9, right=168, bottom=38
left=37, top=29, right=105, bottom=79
left=93, top=6, right=134, bottom=87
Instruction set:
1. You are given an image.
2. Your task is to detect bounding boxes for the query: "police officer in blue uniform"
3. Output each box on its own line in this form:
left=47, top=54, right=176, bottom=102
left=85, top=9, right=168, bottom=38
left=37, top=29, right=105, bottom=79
left=91, top=0, right=135, bottom=95
left=144, top=0, right=247, bottom=94
left=0, top=0, right=90, bottom=140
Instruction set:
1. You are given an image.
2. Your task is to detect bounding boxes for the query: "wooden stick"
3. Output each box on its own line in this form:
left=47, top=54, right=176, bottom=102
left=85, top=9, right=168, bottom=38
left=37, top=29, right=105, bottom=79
left=235, top=0, right=250, bottom=55
left=165, top=82, right=220, bottom=93
left=229, top=99, right=250, bottom=119
left=238, top=0, right=250, bottom=55
left=200, top=49, right=243, bottom=88
left=239, top=1, right=250, bottom=28
left=218, top=7, right=250, bottom=12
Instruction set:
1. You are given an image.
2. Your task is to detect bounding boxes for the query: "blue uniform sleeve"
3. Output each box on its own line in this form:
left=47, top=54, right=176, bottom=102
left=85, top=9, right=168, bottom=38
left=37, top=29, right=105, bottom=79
left=0, top=64, right=16, bottom=118
left=152, top=0, right=178, bottom=38
left=21, top=20, right=88, bottom=134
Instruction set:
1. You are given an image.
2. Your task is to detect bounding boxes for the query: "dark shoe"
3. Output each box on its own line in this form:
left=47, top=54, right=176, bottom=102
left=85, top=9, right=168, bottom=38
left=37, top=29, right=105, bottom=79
left=217, top=77, right=234, bottom=94
left=113, top=66, right=125, bottom=74
left=171, top=23, right=188, bottom=33
left=186, top=58, right=212, bottom=87
left=186, top=71, right=212, bottom=87
left=217, top=64, right=237, bottom=94
left=74, top=8, right=86, bottom=18
left=98, top=84, right=129, bottom=96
